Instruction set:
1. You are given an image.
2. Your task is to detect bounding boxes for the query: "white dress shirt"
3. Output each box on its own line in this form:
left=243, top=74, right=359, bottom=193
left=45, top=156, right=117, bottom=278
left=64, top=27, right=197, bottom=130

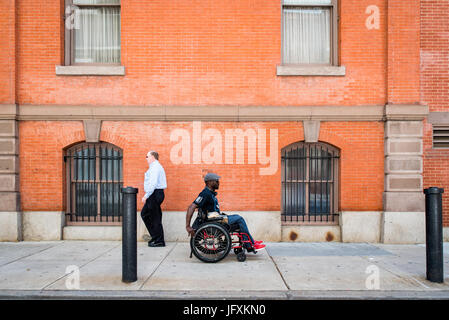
left=144, top=160, right=167, bottom=199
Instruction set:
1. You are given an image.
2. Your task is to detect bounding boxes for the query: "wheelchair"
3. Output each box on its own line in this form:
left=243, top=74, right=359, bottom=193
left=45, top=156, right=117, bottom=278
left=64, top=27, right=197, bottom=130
left=189, top=209, right=256, bottom=263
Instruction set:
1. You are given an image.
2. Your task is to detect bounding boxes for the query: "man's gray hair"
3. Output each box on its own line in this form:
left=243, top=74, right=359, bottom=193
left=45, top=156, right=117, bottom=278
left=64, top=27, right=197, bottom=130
left=148, top=151, right=159, bottom=160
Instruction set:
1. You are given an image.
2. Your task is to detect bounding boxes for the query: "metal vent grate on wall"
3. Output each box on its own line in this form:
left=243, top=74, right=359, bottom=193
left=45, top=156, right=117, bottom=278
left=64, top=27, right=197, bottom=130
left=433, top=126, right=449, bottom=148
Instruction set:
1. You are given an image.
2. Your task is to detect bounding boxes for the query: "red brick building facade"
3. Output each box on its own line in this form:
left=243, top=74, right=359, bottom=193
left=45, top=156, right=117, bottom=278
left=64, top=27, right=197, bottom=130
left=421, top=0, right=449, bottom=227
left=0, top=0, right=447, bottom=242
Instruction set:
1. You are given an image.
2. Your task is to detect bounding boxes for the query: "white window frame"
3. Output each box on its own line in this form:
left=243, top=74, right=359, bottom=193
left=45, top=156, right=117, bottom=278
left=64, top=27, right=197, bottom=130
left=278, top=0, right=344, bottom=76
left=58, top=0, right=125, bottom=76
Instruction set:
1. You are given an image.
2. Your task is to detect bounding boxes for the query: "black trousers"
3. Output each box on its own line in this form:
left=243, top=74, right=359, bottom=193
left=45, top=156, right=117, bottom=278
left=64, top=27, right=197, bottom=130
left=140, top=189, right=165, bottom=244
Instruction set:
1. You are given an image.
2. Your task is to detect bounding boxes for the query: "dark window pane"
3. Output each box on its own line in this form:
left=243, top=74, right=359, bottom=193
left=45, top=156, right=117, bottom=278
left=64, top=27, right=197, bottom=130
left=309, top=183, right=330, bottom=214
left=74, top=147, right=95, bottom=180
left=75, top=182, right=97, bottom=217
left=100, top=182, right=123, bottom=217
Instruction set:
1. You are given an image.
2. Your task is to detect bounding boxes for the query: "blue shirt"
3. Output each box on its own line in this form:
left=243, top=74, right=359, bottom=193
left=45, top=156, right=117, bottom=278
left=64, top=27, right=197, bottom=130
left=144, top=160, right=167, bottom=198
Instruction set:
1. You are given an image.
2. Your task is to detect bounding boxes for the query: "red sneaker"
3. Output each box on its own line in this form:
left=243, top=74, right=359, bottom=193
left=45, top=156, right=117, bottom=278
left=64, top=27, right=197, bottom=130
left=253, top=243, right=266, bottom=251
left=254, top=240, right=264, bottom=245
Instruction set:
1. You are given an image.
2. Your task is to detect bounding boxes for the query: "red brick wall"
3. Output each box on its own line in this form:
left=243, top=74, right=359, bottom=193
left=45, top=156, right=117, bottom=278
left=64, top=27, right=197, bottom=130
left=421, top=0, right=449, bottom=226
left=19, top=120, right=384, bottom=213
left=0, top=0, right=16, bottom=104
left=6, top=1, right=426, bottom=221
left=19, top=121, right=84, bottom=212
left=421, top=0, right=449, bottom=113
left=387, top=0, right=421, bottom=104
left=423, top=122, right=449, bottom=226
left=14, top=0, right=388, bottom=106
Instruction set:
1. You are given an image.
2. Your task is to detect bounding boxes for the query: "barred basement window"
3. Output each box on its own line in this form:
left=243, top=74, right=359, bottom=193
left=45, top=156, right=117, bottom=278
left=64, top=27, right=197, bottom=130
left=64, top=142, right=123, bottom=225
left=433, top=125, right=449, bottom=148
left=281, top=142, right=340, bottom=224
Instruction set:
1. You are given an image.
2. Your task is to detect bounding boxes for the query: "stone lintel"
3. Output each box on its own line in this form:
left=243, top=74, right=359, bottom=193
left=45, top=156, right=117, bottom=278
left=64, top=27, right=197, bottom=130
left=303, top=120, right=320, bottom=143
left=83, top=120, right=102, bottom=143
left=17, top=104, right=387, bottom=122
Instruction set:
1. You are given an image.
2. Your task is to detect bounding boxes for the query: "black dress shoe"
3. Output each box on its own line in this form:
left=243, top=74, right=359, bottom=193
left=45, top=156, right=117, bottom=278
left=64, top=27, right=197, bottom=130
left=148, top=242, right=165, bottom=247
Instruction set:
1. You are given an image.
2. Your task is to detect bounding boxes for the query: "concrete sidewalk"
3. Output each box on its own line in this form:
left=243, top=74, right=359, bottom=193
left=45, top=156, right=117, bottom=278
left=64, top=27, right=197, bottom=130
left=0, top=241, right=448, bottom=299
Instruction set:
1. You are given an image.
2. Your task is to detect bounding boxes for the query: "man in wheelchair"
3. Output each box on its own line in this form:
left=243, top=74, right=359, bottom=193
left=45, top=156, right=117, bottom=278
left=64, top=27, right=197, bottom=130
left=185, top=173, right=266, bottom=262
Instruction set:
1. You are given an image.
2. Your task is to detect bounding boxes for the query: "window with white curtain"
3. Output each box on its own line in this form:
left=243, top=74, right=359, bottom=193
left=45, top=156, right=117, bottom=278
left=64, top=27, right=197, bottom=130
left=282, top=0, right=338, bottom=65
left=65, top=0, right=121, bottom=65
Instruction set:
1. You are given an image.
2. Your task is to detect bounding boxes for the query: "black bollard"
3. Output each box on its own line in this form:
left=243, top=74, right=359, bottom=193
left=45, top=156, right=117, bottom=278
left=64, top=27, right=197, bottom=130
left=423, top=187, right=444, bottom=283
left=121, top=186, right=138, bottom=283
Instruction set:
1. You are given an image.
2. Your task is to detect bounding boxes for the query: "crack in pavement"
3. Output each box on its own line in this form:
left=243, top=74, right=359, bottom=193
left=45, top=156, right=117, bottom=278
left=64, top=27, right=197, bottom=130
left=139, top=243, right=178, bottom=290
left=41, top=242, right=121, bottom=291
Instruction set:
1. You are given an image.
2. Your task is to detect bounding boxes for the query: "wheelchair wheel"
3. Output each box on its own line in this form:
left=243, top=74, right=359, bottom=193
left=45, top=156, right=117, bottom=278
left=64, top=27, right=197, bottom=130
left=236, top=252, right=246, bottom=262
left=190, top=223, right=232, bottom=263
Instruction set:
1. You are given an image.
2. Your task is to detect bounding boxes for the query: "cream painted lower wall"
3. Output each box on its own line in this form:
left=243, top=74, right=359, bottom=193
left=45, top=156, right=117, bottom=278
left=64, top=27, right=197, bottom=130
left=64, top=211, right=282, bottom=242
left=0, top=211, right=22, bottom=241
left=381, top=212, right=426, bottom=244
left=340, top=212, right=382, bottom=243
left=63, top=226, right=122, bottom=240
left=8, top=211, right=448, bottom=243
left=143, top=211, right=282, bottom=242
left=23, top=211, right=64, bottom=241
left=281, top=225, right=341, bottom=242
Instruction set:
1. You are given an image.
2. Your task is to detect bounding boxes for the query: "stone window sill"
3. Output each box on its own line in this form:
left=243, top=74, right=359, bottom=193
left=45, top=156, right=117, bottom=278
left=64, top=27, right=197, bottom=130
left=56, top=65, right=125, bottom=76
left=276, top=65, right=346, bottom=76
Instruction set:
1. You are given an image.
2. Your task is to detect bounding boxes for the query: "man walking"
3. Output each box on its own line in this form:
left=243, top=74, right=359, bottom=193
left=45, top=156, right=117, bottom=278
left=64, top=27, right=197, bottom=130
left=141, top=151, right=167, bottom=247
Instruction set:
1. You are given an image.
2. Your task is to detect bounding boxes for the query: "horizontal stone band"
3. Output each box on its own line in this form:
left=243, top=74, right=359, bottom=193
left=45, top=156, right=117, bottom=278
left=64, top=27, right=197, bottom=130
left=0, top=104, right=429, bottom=122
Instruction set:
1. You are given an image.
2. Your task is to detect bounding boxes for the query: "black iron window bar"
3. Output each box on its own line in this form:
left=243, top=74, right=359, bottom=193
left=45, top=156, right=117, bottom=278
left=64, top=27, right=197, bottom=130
left=281, top=142, right=340, bottom=224
left=64, top=143, right=123, bottom=224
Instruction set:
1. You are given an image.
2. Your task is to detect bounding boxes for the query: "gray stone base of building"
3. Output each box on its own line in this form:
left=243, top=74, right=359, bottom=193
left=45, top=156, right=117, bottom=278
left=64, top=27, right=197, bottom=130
left=0, top=211, right=22, bottom=241
left=381, top=211, right=426, bottom=244
left=0, top=111, right=22, bottom=242
left=22, top=212, right=65, bottom=241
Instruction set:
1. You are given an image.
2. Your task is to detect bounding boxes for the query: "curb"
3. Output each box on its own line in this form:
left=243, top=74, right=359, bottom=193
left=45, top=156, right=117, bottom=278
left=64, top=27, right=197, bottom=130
left=1, top=290, right=449, bottom=300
